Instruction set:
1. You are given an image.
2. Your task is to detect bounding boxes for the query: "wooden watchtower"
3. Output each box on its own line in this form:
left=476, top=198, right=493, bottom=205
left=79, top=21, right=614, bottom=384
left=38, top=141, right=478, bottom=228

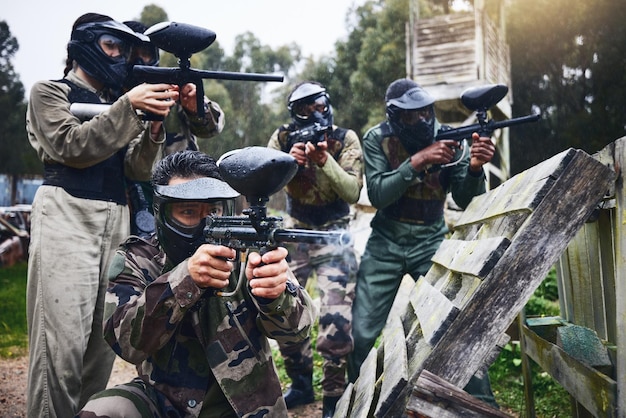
left=406, top=0, right=512, bottom=186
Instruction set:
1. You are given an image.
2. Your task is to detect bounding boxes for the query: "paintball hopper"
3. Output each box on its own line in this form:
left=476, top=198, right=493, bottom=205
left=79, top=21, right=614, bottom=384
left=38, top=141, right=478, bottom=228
left=145, top=21, right=216, bottom=61
left=217, top=147, right=298, bottom=204
left=461, top=84, right=508, bottom=113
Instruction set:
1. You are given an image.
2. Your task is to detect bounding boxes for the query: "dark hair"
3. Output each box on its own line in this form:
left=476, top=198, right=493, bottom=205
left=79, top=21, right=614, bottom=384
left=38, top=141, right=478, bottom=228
left=64, top=13, right=114, bottom=76
left=152, top=151, right=222, bottom=186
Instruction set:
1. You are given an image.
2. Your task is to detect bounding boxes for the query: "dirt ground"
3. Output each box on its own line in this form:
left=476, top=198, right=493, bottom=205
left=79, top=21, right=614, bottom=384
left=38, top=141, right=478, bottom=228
left=0, top=354, right=322, bottom=418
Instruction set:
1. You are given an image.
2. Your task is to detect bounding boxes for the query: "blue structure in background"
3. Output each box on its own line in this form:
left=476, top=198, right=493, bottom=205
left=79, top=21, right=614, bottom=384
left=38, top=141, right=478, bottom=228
left=0, top=175, right=43, bottom=206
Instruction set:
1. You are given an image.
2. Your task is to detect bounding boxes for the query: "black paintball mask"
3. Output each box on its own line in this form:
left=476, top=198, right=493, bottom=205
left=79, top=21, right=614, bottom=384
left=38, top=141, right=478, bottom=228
left=153, top=177, right=239, bottom=266
left=385, top=79, right=436, bottom=154
left=288, top=82, right=334, bottom=129
left=68, top=20, right=149, bottom=91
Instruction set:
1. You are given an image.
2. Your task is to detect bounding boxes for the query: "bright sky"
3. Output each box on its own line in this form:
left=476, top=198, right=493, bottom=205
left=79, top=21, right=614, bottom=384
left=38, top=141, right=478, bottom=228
left=4, top=0, right=364, bottom=96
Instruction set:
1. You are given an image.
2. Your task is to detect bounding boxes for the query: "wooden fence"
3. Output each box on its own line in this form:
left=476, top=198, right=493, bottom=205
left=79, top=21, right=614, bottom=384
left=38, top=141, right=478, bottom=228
left=521, top=137, right=625, bottom=417
left=334, top=146, right=615, bottom=417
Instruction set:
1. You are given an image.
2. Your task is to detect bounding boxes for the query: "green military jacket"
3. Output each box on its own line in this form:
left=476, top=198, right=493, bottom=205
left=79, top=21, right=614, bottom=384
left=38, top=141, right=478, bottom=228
left=104, top=236, right=315, bottom=417
left=363, top=120, right=486, bottom=226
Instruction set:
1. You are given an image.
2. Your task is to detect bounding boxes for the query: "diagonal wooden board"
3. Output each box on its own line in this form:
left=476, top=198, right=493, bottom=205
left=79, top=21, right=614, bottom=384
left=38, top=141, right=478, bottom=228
left=337, top=148, right=615, bottom=417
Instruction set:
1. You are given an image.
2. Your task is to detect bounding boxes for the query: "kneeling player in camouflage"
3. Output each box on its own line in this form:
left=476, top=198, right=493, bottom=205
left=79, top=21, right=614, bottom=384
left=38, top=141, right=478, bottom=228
left=77, top=150, right=315, bottom=417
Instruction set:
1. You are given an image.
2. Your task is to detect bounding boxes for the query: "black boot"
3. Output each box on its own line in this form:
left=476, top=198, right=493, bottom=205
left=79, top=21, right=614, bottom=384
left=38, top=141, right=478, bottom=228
left=322, top=395, right=341, bottom=418
left=283, top=372, right=314, bottom=409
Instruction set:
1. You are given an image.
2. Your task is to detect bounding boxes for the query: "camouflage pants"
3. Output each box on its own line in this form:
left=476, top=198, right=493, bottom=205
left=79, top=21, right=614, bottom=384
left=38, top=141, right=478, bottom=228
left=76, top=379, right=173, bottom=418
left=279, top=239, right=357, bottom=397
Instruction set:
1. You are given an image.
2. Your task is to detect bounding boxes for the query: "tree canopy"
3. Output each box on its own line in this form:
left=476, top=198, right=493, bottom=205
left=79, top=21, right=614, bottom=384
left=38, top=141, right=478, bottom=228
left=2, top=0, right=625, bottom=178
left=0, top=21, right=37, bottom=176
left=507, top=0, right=626, bottom=172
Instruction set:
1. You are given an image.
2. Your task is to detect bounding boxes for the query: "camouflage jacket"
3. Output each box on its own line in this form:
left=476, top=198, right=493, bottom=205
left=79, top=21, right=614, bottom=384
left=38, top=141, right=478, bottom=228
left=104, top=236, right=315, bottom=417
left=162, top=99, right=225, bottom=155
left=267, top=124, right=363, bottom=227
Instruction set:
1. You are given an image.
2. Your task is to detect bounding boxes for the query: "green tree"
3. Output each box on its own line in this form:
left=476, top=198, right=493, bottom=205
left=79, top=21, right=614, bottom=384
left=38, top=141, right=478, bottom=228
left=138, top=4, right=168, bottom=28
left=299, top=0, right=408, bottom=139
left=212, top=32, right=299, bottom=155
left=507, top=0, right=626, bottom=173
left=0, top=21, right=37, bottom=176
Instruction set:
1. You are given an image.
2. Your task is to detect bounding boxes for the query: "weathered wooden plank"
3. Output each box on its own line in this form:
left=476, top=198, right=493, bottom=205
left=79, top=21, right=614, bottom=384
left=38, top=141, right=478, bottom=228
left=562, top=229, right=596, bottom=327
left=374, top=315, right=409, bottom=417
left=417, top=41, right=477, bottom=58
left=594, top=137, right=626, bottom=416
left=483, top=332, right=511, bottom=367
left=417, top=12, right=474, bottom=31
left=409, top=278, right=459, bottom=346
left=522, top=323, right=617, bottom=418
left=421, top=149, right=614, bottom=387
left=596, top=209, right=617, bottom=343
left=454, top=149, right=578, bottom=228
left=417, top=13, right=475, bottom=29
left=406, top=370, right=512, bottom=418
left=555, top=254, right=575, bottom=323
left=415, top=73, right=479, bottom=87
left=334, top=382, right=354, bottom=418
left=348, top=347, right=380, bottom=418
left=431, top=237, right=510, bottom=278
left=566, top=224, right=609, bottom=334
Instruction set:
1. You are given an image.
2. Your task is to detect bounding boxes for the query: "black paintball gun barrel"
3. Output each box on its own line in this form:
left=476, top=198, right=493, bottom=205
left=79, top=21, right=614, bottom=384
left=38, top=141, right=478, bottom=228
left=205, top=147, right=352, bottom=252
left=205, top=216, right=352, bottom=250
left=435, top=84, right=540, bottom=142
left=286, top=122, right=332, bottom=149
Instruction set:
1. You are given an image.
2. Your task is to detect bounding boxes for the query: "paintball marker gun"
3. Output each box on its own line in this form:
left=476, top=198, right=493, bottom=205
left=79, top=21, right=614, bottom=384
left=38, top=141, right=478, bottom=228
left=436, top=84, right=540, bottom=142
left=206, top=146, right=352, bottom=296
left=286, top=122, right=332, bottom=149
left=70, top=21, right=283, bottom=120
left=431, top=83, right=540, bottom=171
left=135, top=22, right=283, bottom=118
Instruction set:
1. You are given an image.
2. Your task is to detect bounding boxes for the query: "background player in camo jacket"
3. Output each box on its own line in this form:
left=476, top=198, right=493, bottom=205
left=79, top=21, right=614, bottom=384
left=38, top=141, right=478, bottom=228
left=77, top=150, right=315, bottom=418
left=267, top=81, right=363, bottom=417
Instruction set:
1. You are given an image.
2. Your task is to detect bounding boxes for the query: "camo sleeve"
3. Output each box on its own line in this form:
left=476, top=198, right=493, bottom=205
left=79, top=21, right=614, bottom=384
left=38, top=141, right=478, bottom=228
left=318, top=128, right=363, bottom=203
left=180, top=98, right=225, bottom=139
left=103, top=238, right=204, bottom=363
left=249, top=271, right=315, bottom=345
left=103, top=238, right=314, bottom=364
